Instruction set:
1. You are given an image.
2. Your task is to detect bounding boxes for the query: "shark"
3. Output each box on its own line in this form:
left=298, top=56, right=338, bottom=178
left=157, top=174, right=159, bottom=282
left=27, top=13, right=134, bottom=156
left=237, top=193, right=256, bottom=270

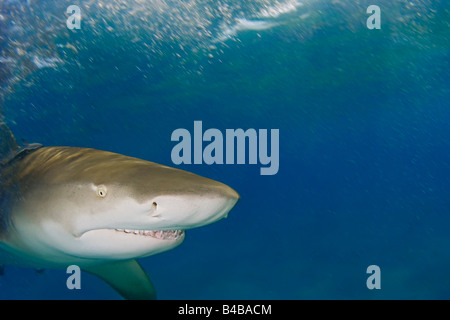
left=0, top=122, right=239, bottom=299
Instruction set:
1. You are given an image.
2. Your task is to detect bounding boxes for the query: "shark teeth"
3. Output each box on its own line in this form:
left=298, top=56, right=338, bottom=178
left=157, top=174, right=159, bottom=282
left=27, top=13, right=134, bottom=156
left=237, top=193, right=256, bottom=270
left=114, top=229, right=184, bottom=240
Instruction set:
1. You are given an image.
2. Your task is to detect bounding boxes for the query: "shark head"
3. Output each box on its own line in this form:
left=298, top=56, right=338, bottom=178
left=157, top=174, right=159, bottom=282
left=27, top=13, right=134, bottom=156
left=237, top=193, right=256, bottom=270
left=5, top=147, right=239, bottom=265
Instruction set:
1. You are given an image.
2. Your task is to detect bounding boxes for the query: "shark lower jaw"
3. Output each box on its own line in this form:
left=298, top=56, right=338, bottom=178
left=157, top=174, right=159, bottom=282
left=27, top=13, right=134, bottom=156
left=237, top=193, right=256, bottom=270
left=75, top=228, right=186, bottom=243
left=67, top=228, right=186, bottom=259
left=77, top=228, right=185, bottom=242
left=113, top=228, right=185, bottom=241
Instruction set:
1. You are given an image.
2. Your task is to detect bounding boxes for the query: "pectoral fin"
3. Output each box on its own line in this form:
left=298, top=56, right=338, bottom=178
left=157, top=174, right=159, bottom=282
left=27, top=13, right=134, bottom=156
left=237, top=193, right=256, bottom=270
left=84, top=260, right=156, bottom=300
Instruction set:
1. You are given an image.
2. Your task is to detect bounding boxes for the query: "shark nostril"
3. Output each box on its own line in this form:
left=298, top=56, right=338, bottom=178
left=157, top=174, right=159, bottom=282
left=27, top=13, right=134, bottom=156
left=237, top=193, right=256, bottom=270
left=150, top=201, right=161, bottom=218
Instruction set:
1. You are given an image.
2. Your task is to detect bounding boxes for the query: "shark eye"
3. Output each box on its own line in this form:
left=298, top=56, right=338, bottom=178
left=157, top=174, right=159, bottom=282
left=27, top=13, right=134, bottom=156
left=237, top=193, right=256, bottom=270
left=97, top=185, right=107, bottom=198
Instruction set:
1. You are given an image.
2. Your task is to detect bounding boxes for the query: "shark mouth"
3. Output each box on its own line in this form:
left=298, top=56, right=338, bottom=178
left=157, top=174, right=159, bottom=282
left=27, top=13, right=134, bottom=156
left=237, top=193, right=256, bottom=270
left=114, top=229, right=184, bottom=240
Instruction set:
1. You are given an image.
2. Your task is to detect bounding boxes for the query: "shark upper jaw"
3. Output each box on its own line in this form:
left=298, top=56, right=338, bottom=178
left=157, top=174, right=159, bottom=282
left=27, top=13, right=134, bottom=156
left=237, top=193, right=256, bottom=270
left=113, top=229, right=185, bottom=240
left=74, top=191, right=239, bottom=238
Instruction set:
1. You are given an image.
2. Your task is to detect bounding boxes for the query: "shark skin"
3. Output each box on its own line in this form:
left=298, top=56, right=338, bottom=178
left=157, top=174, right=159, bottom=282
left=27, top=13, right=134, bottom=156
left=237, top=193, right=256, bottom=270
left=0, top=123, right=239, bottom=299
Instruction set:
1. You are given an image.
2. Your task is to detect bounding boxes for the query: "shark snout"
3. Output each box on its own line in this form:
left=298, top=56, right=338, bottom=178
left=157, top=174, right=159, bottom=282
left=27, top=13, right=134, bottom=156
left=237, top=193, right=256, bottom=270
left=221, top=185, right=239, bottom=214
left=210, top=183, right=240, bottom=219
left=148, top=179, right=240, bottom=230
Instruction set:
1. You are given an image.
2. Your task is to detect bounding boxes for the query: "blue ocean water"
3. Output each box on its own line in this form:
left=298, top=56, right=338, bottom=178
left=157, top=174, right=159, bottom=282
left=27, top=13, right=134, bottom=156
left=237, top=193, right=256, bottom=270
left=0, top=0, right=449, bottom=299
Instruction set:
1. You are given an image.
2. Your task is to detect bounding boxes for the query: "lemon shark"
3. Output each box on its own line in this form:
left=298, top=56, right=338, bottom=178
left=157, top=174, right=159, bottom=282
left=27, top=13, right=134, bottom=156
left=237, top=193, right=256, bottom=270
left=0, top=122, right=239, bottom=299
